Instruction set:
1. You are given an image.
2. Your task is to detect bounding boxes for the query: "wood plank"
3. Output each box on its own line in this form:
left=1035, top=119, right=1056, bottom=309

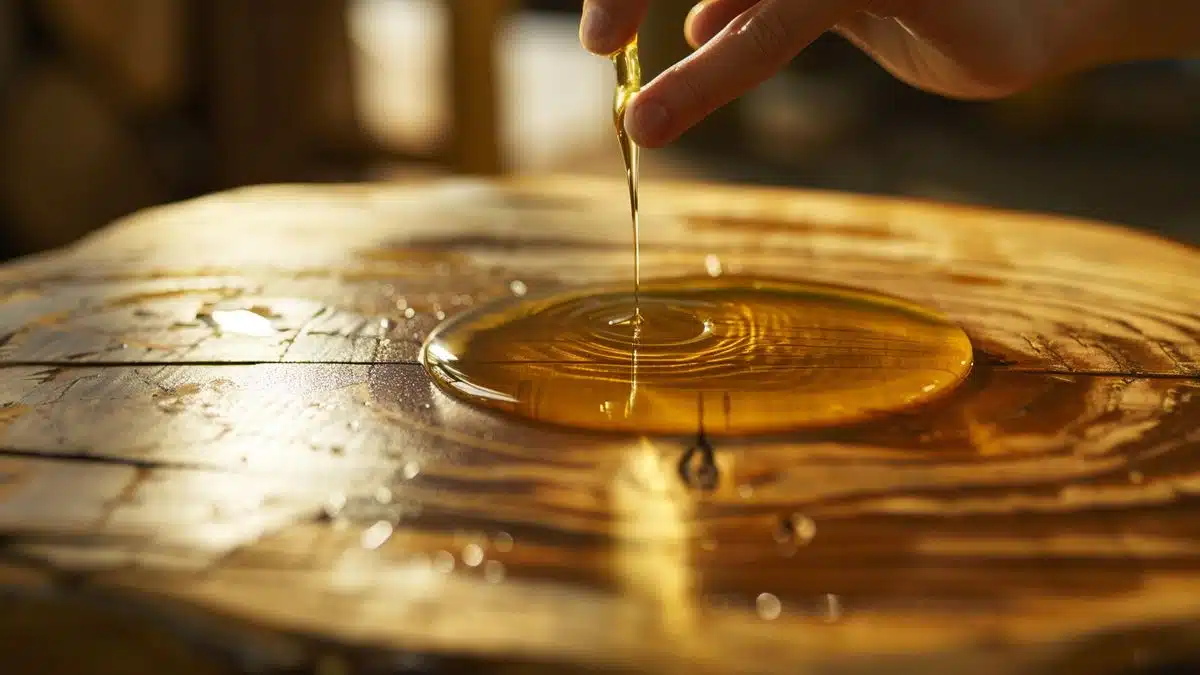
left=0, top=178, right=1194, bottom=374
left=0, top=177, right=1197, bottom=673
left=0, top=362, right=1197, bottom=672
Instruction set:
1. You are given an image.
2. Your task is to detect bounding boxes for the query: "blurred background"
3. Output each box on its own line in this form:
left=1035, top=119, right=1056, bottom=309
left=0, top=0, right=1196, bottom=262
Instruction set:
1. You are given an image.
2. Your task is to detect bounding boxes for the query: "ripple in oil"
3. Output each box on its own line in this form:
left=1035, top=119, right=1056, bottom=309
left=420, top=276, right=973, bottom=435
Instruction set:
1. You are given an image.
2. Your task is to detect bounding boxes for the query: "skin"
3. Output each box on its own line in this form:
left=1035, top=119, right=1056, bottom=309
left=578, top=0, right=1200, bottom=148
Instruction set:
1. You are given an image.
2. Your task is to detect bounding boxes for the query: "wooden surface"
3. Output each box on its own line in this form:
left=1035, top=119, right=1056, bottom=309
left=0, top=176, right=1197, bottom=674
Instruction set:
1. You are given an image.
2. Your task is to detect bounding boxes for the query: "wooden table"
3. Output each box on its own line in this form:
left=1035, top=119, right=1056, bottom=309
left=0, top=177, right=1197, bottom=674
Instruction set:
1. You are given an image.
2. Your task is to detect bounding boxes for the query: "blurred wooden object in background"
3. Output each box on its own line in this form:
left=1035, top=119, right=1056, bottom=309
left=202, top=0, right=370, bottom=188
left=42, top=0, right=189, bottom=114
left=0, top=0, right=369, bottom=258
left=0, top=62, right=164, bottom=254
left=447, top=0, right=515, bottom=175
left=0, top=0, right=521, bottom=260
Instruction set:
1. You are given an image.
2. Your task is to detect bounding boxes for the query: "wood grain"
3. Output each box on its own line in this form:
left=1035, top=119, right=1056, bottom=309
left=0, top=178, right=1193, bottom=374
left=0, top=177, right=1197, bottom=674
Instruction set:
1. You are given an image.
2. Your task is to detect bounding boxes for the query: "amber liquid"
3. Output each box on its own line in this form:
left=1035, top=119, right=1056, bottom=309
left=419, top=38, right=974, bottom=436
left=612, top=39, right=642, bottom=324
left=422, top=277, right=973, bottom=436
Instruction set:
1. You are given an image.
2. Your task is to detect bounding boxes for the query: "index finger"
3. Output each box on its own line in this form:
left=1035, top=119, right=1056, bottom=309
left=626, top=0, right=862, bottom=147
left=580, top=0, right=651, bottom=55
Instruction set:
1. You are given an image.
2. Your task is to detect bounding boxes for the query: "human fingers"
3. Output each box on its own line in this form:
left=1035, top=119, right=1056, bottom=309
left=628, top=0, right=863, bottom=147
left=684, top=0, right=760, bottom=49
left=835, top=7, right=1038, bottom=99
left=580, top=0, right=651, bottom=55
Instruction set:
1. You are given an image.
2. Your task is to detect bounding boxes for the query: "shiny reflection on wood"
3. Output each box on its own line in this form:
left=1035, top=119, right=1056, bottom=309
left=0, top=178, right=1197, bottom=675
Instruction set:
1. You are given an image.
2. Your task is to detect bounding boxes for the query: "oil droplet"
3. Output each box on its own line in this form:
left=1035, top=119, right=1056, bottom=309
left=1129, top=470, right=1145, bottom=484
left=361, top=521, right=394, bottom=550
left=509, top=280, right=528, bottom=297
left=700, top=538, right=718, bottom=552
left=402, top=461, right=420, bottom=480
left=678, top=439, right=719, bottom=491
left=462, top=543, right=484, bottom=567
left=493, top=531, right=514, bottom=552
left=704, top=254, right=723, bottom=277
left=421, top=276, right=974, bottom=435
left=824, top=593, right=843, bottom=623
left=380, top=318, right=394, bottom=331
left=206, top=309, right=276, bottom=337
left=756, top=592, right=782, bottom=620
left=404, top=308, right=416, bottom=319
left=320, top=493, right=347, bottom=520
left=433, top=550, right=455, bottom=573
left=737, top=485, right=754, bottom=499
left=435, top=310, right=447, bottom=321
left=483, top=560, right=506, bottom=583
left=778, top=513, right=817, bottom=546
left=375, top=486, right=393, bottom=504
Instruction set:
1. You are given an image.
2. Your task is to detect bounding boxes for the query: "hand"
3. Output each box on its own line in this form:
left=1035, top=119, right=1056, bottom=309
left=579, top=0, right=1200, bottom=148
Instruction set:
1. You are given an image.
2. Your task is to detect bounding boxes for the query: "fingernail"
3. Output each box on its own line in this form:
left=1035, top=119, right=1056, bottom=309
left=627, top=98, right=670, bottom=145
left=580, top=4, right=613, bottom=53
left=684, top=2, right=705, bottom=48
left=686, top=0, right=710, bottom=49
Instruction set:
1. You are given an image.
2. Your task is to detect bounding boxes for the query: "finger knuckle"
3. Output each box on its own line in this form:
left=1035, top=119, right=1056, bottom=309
left=741, top=11, right=792, bottom=61
left=665, top=62, right=709, bottom=114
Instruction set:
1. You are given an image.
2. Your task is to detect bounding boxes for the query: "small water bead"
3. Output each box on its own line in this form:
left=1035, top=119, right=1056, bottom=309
left=777, top=513, right=817, bottom=546
left=756, top=593, right=782, bottom=620
left=433, top=550, right=456, bottom=573
left=462, top=544, right=485, bottom=567
left=402, top=461, right=420, bottom=480
left=361, top=521, right=394, bottom=550
left=704, top=254, right=723, bottom=277
left=483, top=560, right=506, bottom=583
left=320, top=493, right=347, bottom=521
left=678, top=440, right=719, bottom=491
left=824, top=594, right=843, bottom=623
left=493, top=532, right=514, bottom=552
